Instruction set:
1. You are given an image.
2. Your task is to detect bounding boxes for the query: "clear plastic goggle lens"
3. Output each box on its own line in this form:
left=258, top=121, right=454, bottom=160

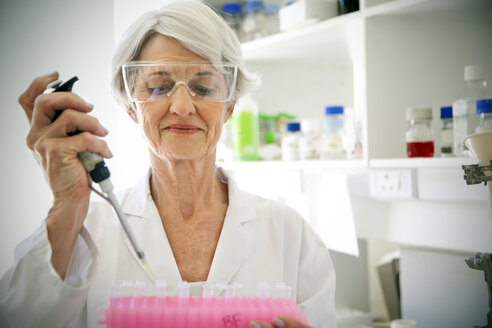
left=122, top=62, right=238, bottom=103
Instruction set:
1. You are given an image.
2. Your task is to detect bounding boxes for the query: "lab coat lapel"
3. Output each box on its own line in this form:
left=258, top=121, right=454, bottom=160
left=120, top=170, right=181, bottom=284
left=207, top=169, right=255, bottom=293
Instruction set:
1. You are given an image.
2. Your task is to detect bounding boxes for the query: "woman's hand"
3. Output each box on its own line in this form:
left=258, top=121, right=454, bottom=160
left=18, top=71, right=112, bottom=279
left=249, top=316, right=312, bottom=328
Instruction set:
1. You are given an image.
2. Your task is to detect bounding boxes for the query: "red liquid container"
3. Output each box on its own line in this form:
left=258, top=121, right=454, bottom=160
left=406, top=141, right=434, bottom=158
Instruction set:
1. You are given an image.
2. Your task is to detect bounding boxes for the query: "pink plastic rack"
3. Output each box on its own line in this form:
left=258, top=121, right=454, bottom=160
left=97, top=281, right=307, bottom=328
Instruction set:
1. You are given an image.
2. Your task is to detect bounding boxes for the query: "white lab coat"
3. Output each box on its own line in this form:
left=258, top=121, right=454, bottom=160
left=0, top=166, right=336, bottom=328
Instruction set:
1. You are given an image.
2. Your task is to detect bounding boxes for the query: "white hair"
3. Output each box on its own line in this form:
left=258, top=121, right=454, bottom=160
left=110, top=0, right=260, bottom=112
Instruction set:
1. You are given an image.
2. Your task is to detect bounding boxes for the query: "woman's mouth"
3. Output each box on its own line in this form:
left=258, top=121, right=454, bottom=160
left=165, top=124, right=202, bottom=135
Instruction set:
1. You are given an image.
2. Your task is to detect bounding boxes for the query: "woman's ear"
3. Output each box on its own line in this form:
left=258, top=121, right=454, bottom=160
left=224, top=102, right=235, bottom=122
left=127, top=107, right=139, bottom=123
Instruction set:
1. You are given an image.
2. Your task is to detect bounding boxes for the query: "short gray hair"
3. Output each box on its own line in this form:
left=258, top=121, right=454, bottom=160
left=110, top=0, right=260, bottom=112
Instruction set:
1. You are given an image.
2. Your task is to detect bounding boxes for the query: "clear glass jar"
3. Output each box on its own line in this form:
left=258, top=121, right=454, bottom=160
left=233, top=94, right=259, bottom=161
left=241, top=1, right=265, bottom=42
left=406, top=107, right=434, bottom=158
left=440, top=106, right=454, bottom=157
left=281, top=122, right=301, bottom=161
left=321, top=106, right=346, bottom=160
left=476, top=98, right=492, bottom=133
left=263, top=3, right=279, bottom=36
left=299, top=119, right=322, bottom=160
left=453, top=65, right=488, bottom=156
left=222, top=3, right=242, bottom=41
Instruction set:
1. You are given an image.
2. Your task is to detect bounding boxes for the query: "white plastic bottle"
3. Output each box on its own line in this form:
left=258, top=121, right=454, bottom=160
left=452, top=65, right=489, bottom=157
left=299, top=119, right=321, bottom=160
left=281, top=122, right=301, bottom=161
left=476, top=98, right=492, bottom=133
left=321, top=106, right=346, bottom=160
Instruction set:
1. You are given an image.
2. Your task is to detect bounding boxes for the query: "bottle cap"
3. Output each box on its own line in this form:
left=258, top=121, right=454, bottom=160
left=222, top=3, right=242, bottom=14
left=477, top=99, right=492, bottom=114
left=286, top=122, right=301, bottom=132
left=464, top=65, right=486, bottom=82
left=440, top=106, right=452, bottom=119
left=245, top=1, right=264, bottom=11
left=406, top=107, right=432, bottom=120
left=301, top=119, right=321, bottom=133
left=325, top=105, right=344, bottom=116
left=264, top=3, right=279, bottom=14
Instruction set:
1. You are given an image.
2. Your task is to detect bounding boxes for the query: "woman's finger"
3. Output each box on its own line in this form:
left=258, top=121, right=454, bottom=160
left=18, top=71, right=59, bottom=123
left=45, top=109, right=109, bottom=139
left=273, top=316, right=312, bottom=328
left=31, top=92, right=94, bottom=129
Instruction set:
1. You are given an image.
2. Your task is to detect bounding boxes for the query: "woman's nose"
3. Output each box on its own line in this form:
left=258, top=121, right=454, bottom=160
left=168, top=84, right=196, bottom=117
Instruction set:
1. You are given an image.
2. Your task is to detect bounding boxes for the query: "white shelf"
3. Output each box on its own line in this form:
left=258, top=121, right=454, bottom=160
left=369, top=157, right=478, bottom=169
left=241, top=10, right=360, bottom=62
left=218, top=159, right=367, bottom=171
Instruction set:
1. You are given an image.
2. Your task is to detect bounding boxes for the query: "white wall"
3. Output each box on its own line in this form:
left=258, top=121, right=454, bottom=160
left=0, top=0, right=115, bottom=275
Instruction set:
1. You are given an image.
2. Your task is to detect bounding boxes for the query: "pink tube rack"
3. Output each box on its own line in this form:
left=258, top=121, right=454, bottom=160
left=97, top=281, right=307, bottom=328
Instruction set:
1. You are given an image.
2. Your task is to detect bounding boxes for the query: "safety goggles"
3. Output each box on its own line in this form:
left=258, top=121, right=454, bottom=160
left=122, top=61, right=238, bottom=103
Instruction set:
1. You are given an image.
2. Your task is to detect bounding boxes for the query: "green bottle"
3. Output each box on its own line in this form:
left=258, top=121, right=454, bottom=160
left=233, top=94, right=260, bottom=161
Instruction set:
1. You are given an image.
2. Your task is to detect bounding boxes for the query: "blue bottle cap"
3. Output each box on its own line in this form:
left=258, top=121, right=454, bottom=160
left=245, top=1, right=264, bottom=11
left=264, top=3, right=279, bottom=14
left=286, top=122, right=301, bottom=132
left=440, top=106, right=452, bottom=119
left=477, top=99, right=492, bottom=114
left=325, top=105, right=344, bottom=115
left=222, top=3, right=242, bottom=14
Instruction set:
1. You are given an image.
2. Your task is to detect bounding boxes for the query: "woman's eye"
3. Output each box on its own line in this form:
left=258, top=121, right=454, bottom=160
left=148, top=83, right=172, bottom=96
left=193, top=85, right=212, bottom=96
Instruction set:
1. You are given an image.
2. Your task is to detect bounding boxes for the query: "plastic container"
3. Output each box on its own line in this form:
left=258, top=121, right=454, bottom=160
left=321, top=106, right=346, bottom=160
left=476, top=98, right=492, bottom=133
left=222, top=3, right=242, bottom=40
left=241, top=1, right=265, bottom=42
left=440, top=106, right=454, bottom=157
left=405, top=107, right=434, bottom=158
left=299, top=119, right=322, bottom=160
left=282, top=122, right=302, bottom=161
left=452, top=65, right=489, bottom=157
left=263, top=3, right=279, bottom=36
left=98, top=281, right=307, bottom=328
left=233, top=94, right=260, bottom=161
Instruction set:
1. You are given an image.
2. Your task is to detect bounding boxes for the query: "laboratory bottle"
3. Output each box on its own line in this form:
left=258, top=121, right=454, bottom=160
left=299, top=119, right=322, bottom=160
left=321, top=106, right=346, bottom=160
left=233, top=94, right=260, bottom=161
left=405, top=107, right=434, bottom=158
left=476, top=98, right=492, bottom=133
left=222, top=3, right=243, bottom=40
left=453, top=65, right=489, bottom=157
left=263, top=3, right=279, bottom=36
left=281, top=122, right=301, bottom=161
left=241, top=1, right=265, bottom=42
left=439, top=106, right=454, bottom=157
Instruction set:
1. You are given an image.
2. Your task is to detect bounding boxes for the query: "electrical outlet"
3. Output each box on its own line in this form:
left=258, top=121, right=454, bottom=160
left=369, top=169, right=416, bottom=199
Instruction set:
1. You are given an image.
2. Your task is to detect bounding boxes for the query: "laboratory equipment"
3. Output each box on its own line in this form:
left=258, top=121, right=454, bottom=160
left=221, top=3, right=242, bottom=40
left=97, top=281, right=307, bottom=328
left=338, top=0, right=359, bottom=15
left=233, top=94, right=260, bottom=161
left=241, top=1, right=265, bottom=42
left=321, top=105, right=346, bottom=160
left=453, top=65, right=488, bottom=157
left=263, top=3, right=280, bottom=36
left=51, top=77, right=154, bottom=281
left=299, top=119, right=322, bottom=160
left=476, top=99, right=492, bottom=133
left=282, top=122, right=301, bottom=161
left=462, top=131, right=492, bottom=327
left=440, top=106, right=454, bottom=157
left=405, top=107, right=434, bottom=158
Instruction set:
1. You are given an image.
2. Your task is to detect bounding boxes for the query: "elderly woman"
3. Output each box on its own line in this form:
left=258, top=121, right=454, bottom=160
left=0, top=1, right=335, bottom=327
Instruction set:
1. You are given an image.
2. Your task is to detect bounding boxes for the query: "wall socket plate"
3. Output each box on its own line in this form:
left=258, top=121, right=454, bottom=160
left=369, top=169, right=416, bottom=199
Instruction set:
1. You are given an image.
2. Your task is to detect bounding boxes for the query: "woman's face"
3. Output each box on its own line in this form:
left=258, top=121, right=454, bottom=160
left=130, top=34, right=234, bottom=162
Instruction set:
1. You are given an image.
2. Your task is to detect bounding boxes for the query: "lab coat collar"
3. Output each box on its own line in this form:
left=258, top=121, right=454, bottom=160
left=120, top=165, right=256, bottom=288
left=121, top=166, right=256, bottom=223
